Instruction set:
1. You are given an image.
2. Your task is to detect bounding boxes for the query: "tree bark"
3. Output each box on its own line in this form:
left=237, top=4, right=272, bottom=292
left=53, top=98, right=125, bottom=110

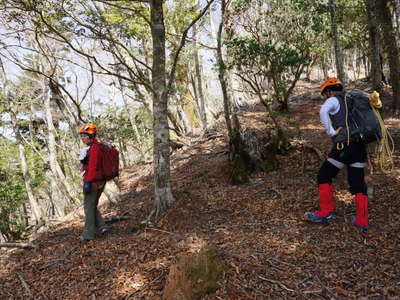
left=377, top=0, right=400, bottom=111
left=177, top=104, right=191, bottom=135
left=44, top=86, right=77, bottom=214
left=19, top=144, right=43, bottom=222
left=9, top=109, right=42, bottom=223
left=117, top=77, right=146, bottom=162
left=364, top=0, right=383, bottom=92
left=329, top=0, right=347, bottom=84
left=392, top=0, right=400, bottom=37
left=193, top=21, right=208, bottom=132
left=216, top=0, right=233, bottom=143
left=150, top=0, right=174, bottom=217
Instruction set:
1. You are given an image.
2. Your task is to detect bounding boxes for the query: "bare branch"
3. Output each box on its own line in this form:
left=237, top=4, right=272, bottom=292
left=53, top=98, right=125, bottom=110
left=167, top=0, right=215, bottom=93
left=0, top=242, right=38, bottom=249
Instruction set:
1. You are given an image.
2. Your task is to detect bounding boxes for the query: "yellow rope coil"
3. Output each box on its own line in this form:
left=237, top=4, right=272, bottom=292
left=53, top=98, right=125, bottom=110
left=369, top=91, right=394, bottom=173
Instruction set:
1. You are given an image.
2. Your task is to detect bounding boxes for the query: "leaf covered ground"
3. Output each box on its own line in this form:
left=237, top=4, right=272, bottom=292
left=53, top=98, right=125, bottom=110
left=1, top=81, right=400, bottom=299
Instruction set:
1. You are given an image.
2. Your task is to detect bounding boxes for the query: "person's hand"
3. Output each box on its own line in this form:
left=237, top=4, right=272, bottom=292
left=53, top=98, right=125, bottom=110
left=333, top=127, right=342, bottom=136
left=83, top=181, right=92, bottom=194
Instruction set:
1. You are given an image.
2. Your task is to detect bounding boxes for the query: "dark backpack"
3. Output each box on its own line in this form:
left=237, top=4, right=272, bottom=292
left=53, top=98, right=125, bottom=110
left=98, top=142, right=119, bottom=181
left=335, top=90, right=381, bottom=144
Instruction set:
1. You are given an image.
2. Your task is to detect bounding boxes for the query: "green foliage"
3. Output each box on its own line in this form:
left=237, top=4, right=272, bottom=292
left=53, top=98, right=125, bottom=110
left=100, top=2, right=150, bottom=40
left=226, top=37, right=273, bottom=70
left=0, top=141, right=27, bottom=235
left=0, top=178, right=26, bottom=232
left=93, top=105, right=152, bottom=146
left=232, top=0, right=253, bottom=12
left=0, top=139, right=45, bottom=236
left=227, top=35, right=310, bottom=110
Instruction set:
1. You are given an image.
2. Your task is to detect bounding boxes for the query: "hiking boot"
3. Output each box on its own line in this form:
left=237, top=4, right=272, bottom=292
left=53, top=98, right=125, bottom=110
left=351, top=216, right=368, bottom=231
left=304, top=212, right=334, bottom=223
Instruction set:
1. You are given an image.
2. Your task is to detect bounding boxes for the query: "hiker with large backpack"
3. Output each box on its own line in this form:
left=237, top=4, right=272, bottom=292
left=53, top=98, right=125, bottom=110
left=304, top=78, right=379, bottom=231
left=79, top=123, right=118, bottom=241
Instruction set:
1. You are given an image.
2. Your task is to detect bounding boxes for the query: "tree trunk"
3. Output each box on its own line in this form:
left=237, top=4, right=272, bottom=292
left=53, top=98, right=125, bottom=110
left=329, top=0, right=347, bottom=83
left=177, top=104, right=191, bottom=135
left=0, top=230, right=6, bottom=243
left=377, top=0, right=400, bottom=111
left=9, top=109, right=42, bottom=223
left=118, top=137, right=127, bottom=168
left=167, top=108, right=185, bottom=136
left=392, top=0, right=400, bottom=37
left=216, top=0, right=233, bottom=143
left=46, top=169, right=64, bottom=218
left=217, top=0, right=254, bottom=184
left=49, top=79, right=80, bottom=144
left=150, top=0, right=174, bottom=217
left=364, top=0, right=383, bottom=92
left=118, top=77, right=145, bottom=162
left=44, top=87, right=77, bottom=213
left=193, top=20, right=208, bottom=133
left=18, top=144, right=43, bottom=223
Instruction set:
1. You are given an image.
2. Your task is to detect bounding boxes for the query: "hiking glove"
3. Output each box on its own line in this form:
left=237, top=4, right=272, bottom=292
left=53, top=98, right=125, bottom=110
left=83, top=181, right=92, bottom=194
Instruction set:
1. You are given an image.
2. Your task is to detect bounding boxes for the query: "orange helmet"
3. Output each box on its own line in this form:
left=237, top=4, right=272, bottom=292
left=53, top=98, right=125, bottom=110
left=320, top=77, right=343, bottom=94
left=79, top=123, right=97, bottom=135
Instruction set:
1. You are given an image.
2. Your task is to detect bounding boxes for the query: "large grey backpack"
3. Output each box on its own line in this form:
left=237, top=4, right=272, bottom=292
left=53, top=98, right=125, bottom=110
left=334, top=90, right=381, bottom=144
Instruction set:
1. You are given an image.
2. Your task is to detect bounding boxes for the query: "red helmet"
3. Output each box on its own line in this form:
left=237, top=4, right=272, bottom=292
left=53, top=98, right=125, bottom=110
left=79, top=123, right=97, bottom=135
left=320, top=77, right=343, bottom=94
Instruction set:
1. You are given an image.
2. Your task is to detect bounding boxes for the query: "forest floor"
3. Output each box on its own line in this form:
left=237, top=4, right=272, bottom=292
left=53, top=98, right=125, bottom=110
left=1, top=80, right=400, bottom=300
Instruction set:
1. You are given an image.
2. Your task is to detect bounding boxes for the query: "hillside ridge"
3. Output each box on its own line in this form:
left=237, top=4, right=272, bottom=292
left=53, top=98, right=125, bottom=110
left=1, top=83, right=400, bottom=299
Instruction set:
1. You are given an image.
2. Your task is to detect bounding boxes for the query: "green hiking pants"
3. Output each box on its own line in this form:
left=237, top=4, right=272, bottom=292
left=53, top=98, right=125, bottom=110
left=83, top=180, right=106, bottom=240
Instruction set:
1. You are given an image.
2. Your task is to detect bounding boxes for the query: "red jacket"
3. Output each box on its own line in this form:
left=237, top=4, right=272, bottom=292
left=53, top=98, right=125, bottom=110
left=83, top=139, right=103, bottom=182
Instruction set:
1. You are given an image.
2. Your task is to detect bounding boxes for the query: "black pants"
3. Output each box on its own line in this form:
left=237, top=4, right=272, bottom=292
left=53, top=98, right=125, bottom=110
left=317, top=142, right=367, bottom=195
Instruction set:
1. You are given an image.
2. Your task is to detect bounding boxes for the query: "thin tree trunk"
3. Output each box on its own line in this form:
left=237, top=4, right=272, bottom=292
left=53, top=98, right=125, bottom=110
left=329, top=0, right=347, bottom=83
left=377, top=0, right=400, bottom=111
left=45, top=169, right=64, bottom=218
left=0, top=230, right=6, bottom=243
left=216, top=0, right=233, bottom=143
left=177, top=104, right=190, bottom=135
left=167, top=108, right=185, bottom=136
left=117, top=77, right=145, bottom=162
left=392, top=0, right=400, bottom=37
left=44, top=87, right=77, bottom=213
left=118, top=137, right=127, bottom=168
left=364, top=0, right=383, bottom=92
left=193, top=22, right=208, bottom=132
left=150, top=0, right=174, bottom=217
left=18, top=144, right=42, bottom=223
left=9, top=110, right=42, bottom=223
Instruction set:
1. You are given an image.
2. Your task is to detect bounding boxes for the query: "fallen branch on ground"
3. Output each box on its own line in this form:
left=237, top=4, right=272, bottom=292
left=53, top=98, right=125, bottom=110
left=291, top=139, right=324, bottom=161
left=0, top=242, right=38, bottom=249
left=258, top=275, right=295, bottom=292
left=303, top=143, right=324, bottom=161
left=105, top=215, right=132, bottom=224
left=125, top=269, right=165, bottom=299
left=17, top=273, right=32, bottom=297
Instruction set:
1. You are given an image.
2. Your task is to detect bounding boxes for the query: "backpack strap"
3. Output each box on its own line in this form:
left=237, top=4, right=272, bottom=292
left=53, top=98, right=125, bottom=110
left=343, top=93, right=350, bottom=146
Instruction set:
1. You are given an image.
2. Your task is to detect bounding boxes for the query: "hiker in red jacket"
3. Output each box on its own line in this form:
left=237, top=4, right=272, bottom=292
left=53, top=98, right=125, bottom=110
left=304, top=78, right=369, bottom=231
left=79, top=123, right=108, bottom=241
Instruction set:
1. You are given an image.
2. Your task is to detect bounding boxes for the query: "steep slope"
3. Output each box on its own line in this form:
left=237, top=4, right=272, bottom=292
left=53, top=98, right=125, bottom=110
left=1, top=83, right=400, bottom=299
